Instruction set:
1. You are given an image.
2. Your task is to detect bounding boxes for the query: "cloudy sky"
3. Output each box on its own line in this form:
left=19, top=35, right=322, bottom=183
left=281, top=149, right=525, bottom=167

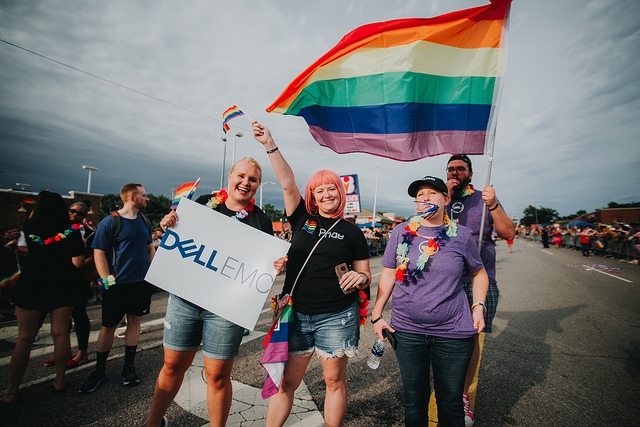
left=1, top=0, right=638, bottom=220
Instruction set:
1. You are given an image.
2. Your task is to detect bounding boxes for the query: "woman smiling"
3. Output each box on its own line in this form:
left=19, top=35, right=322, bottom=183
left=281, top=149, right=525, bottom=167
left=370, top=175, right=489, bottom=427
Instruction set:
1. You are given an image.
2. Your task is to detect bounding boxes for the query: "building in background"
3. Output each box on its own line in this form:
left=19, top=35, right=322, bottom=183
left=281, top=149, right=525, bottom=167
left=0, top=189, right=102, bottom=229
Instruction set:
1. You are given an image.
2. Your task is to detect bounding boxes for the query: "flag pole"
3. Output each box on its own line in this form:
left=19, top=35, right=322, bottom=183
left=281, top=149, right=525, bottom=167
left=371, top=167, right=380, bottom=227
left=235, top=104, right=255, bottom=123
left=477, top=132, right=496, bottom=252
left=477, top=1, right=511, bottom=252
left=187, top=178, right=201, bottom=199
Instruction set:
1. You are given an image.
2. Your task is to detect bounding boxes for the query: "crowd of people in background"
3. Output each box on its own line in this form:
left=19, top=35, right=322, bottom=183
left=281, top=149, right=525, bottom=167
left=521, top=221, right=640, bottom=263
left=0, top=179, right=640, bottom=426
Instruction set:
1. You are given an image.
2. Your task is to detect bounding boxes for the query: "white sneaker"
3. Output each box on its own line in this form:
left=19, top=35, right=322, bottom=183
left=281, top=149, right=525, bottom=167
left=463, top=393, right=475, bottom=426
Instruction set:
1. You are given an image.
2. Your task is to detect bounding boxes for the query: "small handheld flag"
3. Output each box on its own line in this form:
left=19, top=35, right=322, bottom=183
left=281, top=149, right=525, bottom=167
left=222, top=105, right=254, bottom=133
left=171, top=178, right=200, bottom=210
left=260, top=298, right=294, bottom=399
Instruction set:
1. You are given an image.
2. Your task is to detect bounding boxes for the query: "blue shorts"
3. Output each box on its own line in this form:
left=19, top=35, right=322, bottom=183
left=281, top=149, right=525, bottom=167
left=162, top=294, right=245, bottom=360
left=289, top=301, right=360, bottom=358
left=464, top=281, right=499, bottom=333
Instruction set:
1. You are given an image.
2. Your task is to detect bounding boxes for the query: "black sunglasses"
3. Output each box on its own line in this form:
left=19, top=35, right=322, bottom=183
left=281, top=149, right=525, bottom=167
left=69, top=209, right=86, bottom=217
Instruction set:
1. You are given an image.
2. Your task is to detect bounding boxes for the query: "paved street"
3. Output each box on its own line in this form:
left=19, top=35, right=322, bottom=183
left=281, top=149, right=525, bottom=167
left=1, top=239, right=639, bottom=426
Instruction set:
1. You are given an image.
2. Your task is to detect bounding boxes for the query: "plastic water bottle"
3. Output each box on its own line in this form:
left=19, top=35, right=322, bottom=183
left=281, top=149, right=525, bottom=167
left=367, top=337, right=385, bottom=369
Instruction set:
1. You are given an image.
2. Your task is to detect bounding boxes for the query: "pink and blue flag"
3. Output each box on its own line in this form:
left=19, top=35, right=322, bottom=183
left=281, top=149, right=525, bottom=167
left=260, top=298, right=294, bottom=399
left=266, top=0, right=511, bottom=161
left=222, top=105, right=245, bottom=133
left=170, top=178, right=200, bottom=210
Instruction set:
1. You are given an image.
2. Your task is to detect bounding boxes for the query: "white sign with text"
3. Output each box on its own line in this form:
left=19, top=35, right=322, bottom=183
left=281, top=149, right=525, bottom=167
left=145, top=198, right=290, bottom=330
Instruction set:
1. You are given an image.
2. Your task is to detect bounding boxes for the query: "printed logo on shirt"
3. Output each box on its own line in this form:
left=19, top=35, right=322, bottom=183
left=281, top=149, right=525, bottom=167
left=418, top=239, right=438, bottom=255
left=319, top=228, right=344, bottom=240
left=451, top=201, right=465, bottom=215
left=302, top=219, right=317, bottom=234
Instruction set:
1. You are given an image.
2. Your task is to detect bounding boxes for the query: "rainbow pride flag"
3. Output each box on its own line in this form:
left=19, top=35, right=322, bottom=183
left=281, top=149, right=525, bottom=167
left=260, top=298, right=294, bottom=399
left=222, top=105, right=245, bottom=133
left=170, top=178, right=200, bottom=210
left=0, top=252, right=20, bottom=290
left=266, top=0, right=511, bottom=161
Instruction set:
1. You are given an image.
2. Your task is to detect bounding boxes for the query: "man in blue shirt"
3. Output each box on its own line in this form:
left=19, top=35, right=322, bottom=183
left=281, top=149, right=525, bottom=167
left=80, top=183, right=155, bottom=393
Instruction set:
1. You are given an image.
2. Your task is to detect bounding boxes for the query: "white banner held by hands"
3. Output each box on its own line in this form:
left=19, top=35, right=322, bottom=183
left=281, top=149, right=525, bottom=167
left=145, top=198, right=290, bottom=330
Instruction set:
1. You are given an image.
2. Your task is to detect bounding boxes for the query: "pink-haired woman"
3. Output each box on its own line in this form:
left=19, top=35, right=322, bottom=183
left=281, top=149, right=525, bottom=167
left=254, top=122, right=371, bottom=427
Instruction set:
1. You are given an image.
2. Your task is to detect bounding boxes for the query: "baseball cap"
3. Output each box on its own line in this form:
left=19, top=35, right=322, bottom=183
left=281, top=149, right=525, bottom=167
left=407, top=176, right=448, bottom=197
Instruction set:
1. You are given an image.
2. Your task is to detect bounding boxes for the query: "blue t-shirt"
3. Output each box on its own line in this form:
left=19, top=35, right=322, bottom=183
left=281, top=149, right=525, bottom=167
left=382, top=222, right=483, bottom=339
left=92, top=214, right=151, bottom=284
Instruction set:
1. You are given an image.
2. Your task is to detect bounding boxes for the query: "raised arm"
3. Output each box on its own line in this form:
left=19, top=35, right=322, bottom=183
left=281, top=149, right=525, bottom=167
left=252, top=122, right=301, bottom=216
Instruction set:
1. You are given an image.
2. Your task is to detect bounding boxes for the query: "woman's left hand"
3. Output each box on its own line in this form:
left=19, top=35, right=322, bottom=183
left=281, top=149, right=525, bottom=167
left=339, top=271, right=367, bottom=294
left=273, top=256, right=288, bottom=275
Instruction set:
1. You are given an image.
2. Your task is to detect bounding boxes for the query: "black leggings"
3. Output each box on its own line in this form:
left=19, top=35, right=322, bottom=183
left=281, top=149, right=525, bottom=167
left=72, top=299, right=90, bottom=350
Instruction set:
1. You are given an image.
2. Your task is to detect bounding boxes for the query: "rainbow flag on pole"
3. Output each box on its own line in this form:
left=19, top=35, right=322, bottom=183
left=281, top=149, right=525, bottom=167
left=170, top=178, right=200, bottom=210
left=222, top=105, right=245, bottom=133
left=266, top=0, right=511, bottom=161
left=260, top=298, right=294, bottom=399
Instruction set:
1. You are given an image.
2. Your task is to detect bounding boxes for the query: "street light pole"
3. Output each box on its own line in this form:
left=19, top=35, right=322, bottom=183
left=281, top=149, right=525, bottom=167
left=231, top=131, right=243, bottom=168
left=220, top=136, right=227, bottom=190
left=260, top=181, right=277, bottom=209
left=82, top=165, right=98, bottom=193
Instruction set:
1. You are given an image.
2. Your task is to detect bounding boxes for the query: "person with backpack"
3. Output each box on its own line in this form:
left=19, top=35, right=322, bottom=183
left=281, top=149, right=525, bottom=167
left=80, top=183, right=156, bottom=393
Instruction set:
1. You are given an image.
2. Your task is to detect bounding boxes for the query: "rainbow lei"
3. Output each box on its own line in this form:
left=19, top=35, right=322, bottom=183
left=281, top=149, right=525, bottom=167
left=29, top=223, right=82, bottom=245
left=357, top=290, right=369, bottom=330
left=205, top=188, right=255, bottom=220
left=459, top=184, right=475, bottom=198
left=395, top=214, right=457, bottom=284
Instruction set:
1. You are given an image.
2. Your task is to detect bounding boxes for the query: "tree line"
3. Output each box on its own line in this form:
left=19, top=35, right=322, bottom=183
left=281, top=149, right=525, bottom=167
left=518, top=201, right=640, bottom=226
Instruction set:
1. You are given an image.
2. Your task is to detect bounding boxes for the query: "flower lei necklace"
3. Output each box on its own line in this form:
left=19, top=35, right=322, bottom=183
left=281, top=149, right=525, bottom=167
left=205, top=188, right=255, bottom=220
left=395, top=214, right=457, bottom=283
left=29, top=223, right=82, bottom=245
left=459, top=184, right=475, bottom=198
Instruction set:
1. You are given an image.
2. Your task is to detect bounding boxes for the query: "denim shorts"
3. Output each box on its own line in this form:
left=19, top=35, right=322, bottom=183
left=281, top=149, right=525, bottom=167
left=289, top=301, right=360, bottom=358
left=162, top=294, right=245, bottom=360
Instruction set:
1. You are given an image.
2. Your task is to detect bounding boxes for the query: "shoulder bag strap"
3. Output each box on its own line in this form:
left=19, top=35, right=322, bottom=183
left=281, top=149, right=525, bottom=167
left=289, top=218, right=341, bottom=298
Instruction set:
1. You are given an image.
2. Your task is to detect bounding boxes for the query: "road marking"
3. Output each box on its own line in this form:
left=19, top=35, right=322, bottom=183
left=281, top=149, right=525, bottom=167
left=542, top=250, right=554, bottom=255
left=582, top=265, right=633, bottom=283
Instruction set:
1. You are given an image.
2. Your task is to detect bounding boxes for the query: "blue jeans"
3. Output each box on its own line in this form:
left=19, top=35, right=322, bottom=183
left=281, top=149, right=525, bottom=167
left=394, top=331, right=474, bottom=427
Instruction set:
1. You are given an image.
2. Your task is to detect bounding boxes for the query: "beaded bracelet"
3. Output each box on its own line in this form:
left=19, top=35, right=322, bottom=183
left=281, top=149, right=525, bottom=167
left=471, top=302, right=487, bottom=314
left=359, top=272, right=369, bottom=286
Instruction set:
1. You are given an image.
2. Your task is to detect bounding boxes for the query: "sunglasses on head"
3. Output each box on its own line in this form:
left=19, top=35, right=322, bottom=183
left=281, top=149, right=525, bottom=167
left=69, top=209, right=86, bottom=217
